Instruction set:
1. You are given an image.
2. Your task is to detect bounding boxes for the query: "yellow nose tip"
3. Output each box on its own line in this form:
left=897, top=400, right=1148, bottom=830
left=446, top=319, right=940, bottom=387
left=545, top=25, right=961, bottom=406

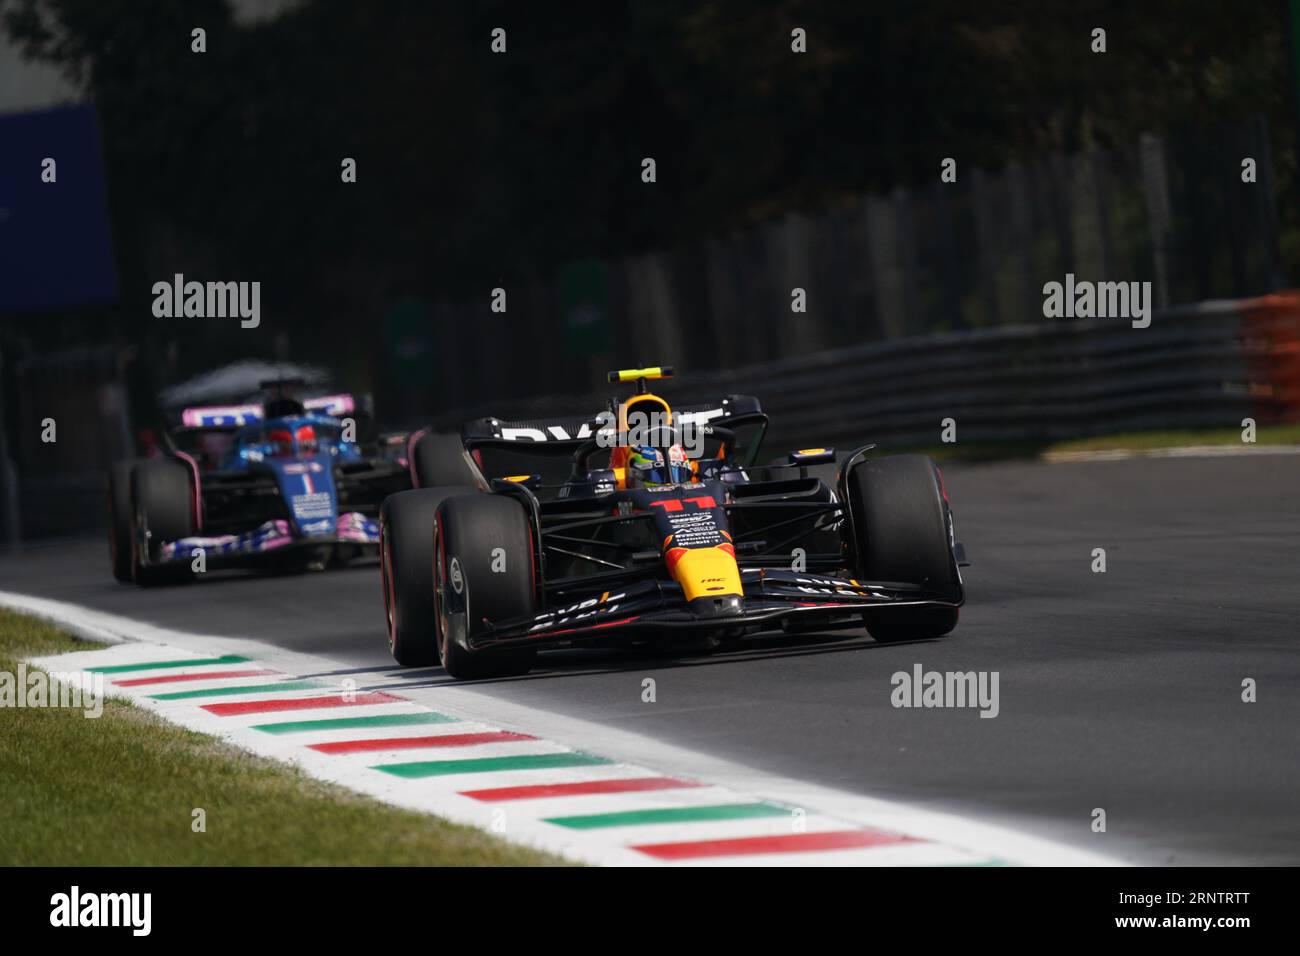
left=667, top=545, right=742, bottom=602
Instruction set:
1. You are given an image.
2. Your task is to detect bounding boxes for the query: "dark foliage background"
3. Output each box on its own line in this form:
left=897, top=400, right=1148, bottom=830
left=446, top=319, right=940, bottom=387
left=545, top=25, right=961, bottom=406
left=1, top=0, right=1294, bottom=416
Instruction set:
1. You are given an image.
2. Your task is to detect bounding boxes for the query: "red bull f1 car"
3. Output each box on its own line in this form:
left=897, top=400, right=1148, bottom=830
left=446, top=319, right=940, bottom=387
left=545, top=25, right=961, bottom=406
left=108, top=380, right=413, bottom=585
left=380, top=367, right=968, bottom=679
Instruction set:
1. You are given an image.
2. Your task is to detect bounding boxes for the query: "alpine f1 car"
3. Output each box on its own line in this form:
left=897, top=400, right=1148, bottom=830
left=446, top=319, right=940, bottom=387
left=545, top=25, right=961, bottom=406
left=108, top=379, right=414, bottom=585
left=379, top=366, right=968, bottom=679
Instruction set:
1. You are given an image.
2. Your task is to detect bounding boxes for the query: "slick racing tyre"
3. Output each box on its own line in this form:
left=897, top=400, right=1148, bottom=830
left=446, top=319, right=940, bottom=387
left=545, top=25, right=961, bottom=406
left=380, top=487, right=474, bottom=667
left=411, top=431, right=478, bottom=488
left=107, top=460, right=139, bottom=583
left=849, top=454, right=961, bottom=642
left=130, top=460, right=196, bottom=587
left=434, top=494, right=538, bottom=680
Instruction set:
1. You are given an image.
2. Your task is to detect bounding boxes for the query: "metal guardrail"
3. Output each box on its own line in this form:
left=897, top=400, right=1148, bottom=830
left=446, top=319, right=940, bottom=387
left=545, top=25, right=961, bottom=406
left=432, top=292, right=1300, bottom=453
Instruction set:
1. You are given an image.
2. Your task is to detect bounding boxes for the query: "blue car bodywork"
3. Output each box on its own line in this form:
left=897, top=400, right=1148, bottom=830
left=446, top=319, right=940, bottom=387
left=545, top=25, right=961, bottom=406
left=150, top=394, right=411, bottom=572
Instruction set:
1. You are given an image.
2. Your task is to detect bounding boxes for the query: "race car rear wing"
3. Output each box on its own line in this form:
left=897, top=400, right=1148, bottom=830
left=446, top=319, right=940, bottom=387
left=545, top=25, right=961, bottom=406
left=461, top=394, right=766, bottom=447
left=179, top=393, right=357, bottom=428
left=457, top=395, right=769, bottom=486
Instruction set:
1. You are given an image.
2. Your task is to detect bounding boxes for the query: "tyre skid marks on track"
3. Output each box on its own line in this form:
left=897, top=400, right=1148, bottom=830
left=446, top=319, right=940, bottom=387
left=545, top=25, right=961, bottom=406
left=5, top=589, right=1121, bottom=866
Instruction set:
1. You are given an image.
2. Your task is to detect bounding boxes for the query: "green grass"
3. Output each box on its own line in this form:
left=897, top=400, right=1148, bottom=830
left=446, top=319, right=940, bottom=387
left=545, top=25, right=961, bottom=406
left=1043, top=424, right=1300, bottom=454
left=891, top=424, right=1300, bottom=463
left=0, top=608, right=569, bottom=866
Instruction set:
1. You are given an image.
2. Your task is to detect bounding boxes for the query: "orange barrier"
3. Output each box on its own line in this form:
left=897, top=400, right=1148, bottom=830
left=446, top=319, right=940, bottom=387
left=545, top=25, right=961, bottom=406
left=1240, top=290, right=1300, bottom=424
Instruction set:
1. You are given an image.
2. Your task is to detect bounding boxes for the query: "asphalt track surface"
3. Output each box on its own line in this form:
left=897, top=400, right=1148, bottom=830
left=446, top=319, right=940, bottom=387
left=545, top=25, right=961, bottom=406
left=4, top=455, right=1297, bottom=864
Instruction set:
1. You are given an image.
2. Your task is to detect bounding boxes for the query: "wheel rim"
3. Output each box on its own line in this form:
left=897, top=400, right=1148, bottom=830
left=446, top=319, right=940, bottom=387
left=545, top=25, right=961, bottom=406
left=380, top=521, right=396, bottom=652
left=432, top=521, right=448, bottom=662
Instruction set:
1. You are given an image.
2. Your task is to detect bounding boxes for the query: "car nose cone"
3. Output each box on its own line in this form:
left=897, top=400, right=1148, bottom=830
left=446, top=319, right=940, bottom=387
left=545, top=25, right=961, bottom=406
left=687, top=594, right=744, bottom=618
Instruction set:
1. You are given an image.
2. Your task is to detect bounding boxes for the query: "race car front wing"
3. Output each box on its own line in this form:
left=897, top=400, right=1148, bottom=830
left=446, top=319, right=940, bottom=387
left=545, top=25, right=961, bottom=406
left=466, top=568, right=962, bottom=651
left=154, top=511, right=380, bottom=565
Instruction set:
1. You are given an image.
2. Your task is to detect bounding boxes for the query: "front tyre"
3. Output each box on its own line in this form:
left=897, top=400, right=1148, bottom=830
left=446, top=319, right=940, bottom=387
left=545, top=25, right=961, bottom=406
left=107, top=460, right=138, bottom=583
left=435, top=494, right=537, bottom=680
left=381, top=487, right=473, bottom=666
left=130, top=460, right=196, bottom=587
left=849, top=454, right=962, bottom=642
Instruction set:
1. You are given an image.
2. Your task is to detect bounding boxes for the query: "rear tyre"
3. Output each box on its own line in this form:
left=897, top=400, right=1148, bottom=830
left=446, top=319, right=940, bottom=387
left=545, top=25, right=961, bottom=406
left=107, top=460, right=138, bottom=583
left=435, top=494, right=538, bottom=680
left=848, top=454, right=961, bottom=642
left=380, top=487, right=472, bottom=666
left=130, top=460, right=196, bottom=587
left=411, top=431, right=478, bottom=488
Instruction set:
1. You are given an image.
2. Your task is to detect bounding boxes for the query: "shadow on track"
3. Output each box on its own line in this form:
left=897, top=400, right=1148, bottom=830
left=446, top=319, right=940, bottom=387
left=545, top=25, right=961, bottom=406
left=297, top=628, right=946, bottom=689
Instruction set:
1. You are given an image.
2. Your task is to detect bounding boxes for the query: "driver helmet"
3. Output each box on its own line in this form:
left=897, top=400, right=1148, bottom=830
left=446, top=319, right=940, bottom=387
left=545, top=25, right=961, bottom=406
left=628, top=442, right=692, bottom=486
